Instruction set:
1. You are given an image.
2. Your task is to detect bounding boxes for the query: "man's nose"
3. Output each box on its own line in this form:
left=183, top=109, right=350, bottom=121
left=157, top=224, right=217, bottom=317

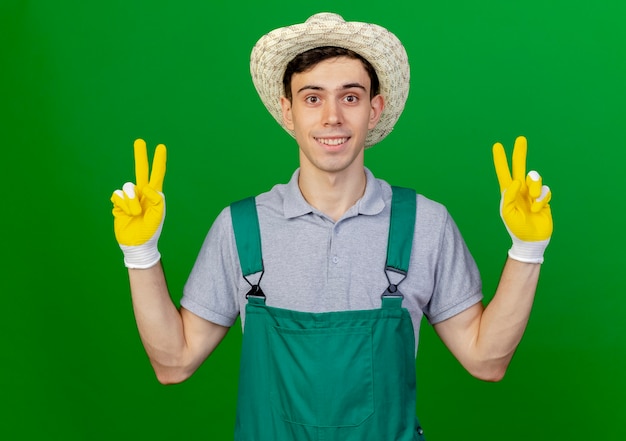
left=323, top=100, right=342, bottom=126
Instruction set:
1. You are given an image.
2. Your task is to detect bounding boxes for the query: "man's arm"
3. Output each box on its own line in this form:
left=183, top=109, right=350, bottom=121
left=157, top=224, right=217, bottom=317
left=112, top=139, right=228, bottom=384
left=129, top=263, right=229, bottom=384
left=434, top=259, right=539, bottom=381
left=434, top=136, right=552, bottom=381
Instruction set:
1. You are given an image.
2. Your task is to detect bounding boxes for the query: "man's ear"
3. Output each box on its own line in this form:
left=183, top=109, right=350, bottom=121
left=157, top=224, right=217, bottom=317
left=281, top=96, right=294, bottom=130
left=368, top=94, right=385, bottom=130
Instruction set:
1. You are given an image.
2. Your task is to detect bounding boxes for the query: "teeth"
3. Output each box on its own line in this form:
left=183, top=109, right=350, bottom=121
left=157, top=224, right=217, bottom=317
left=317, top=138, right=348, bottom=146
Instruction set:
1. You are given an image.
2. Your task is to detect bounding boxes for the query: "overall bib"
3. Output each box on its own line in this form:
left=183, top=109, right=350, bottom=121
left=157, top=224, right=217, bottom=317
left=230, top=187, right=425, bottom=441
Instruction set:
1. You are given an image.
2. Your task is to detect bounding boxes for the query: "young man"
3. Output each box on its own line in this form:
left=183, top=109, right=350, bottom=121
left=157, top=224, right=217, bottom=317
left=111, top=13, right=553, bottom=440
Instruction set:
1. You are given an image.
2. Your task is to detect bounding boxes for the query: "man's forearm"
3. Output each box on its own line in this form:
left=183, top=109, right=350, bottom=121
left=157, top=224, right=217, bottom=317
left=475, top=258, right=541, bottom=378
left=128, top=263, right=188, bottom=377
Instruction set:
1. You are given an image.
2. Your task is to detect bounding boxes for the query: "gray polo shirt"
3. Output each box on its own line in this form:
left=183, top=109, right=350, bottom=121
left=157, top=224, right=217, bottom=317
left=181, top=168, right=483, bottom=352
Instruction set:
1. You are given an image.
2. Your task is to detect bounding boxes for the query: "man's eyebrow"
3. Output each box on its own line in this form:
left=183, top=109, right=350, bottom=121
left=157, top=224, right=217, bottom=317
left=296, top=82, right=368, bottom=95
left=296, top=85, right=323, bottom=94
left=341, top=82, right=367, bottom=92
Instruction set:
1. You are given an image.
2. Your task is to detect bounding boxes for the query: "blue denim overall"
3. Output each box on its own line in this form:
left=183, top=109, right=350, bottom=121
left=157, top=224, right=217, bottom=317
left=230, top=187, right=425, bottom=441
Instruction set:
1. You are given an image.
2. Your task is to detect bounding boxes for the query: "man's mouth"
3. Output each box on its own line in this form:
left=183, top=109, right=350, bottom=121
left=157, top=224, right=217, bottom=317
left=315, top=137, right=349, bottom=146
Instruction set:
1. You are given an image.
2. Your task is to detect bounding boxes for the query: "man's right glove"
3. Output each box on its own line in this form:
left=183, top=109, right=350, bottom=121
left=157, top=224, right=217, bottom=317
left=111, top=139, right=167, bottom=269
left=493, top=136, right=553, bottom=264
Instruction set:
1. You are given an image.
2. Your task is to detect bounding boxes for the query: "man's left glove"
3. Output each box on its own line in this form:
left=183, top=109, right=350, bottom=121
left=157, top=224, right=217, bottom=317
left=111, top=139, right=167, bottom=269
left=493, top=136, right=553, bottom=264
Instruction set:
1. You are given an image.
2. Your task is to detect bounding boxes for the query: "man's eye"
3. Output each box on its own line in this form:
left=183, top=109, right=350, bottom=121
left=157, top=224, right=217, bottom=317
left=305, top=96, right=319, bottom=104
left=344, top=95, right=358, bottom=103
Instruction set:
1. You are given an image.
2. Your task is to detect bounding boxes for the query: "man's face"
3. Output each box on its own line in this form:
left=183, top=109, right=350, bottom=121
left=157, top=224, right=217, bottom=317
left=280, top=56, right=384, bottom=176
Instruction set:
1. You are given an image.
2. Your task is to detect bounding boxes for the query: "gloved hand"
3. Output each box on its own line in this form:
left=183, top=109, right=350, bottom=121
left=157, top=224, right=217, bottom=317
left=111, top=139, right=167, bottom=269
left=493, top=136, right=553, bottom=263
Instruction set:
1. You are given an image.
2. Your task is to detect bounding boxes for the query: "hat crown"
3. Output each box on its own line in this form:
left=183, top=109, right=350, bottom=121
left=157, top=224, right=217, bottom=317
left=306, top=12, right=345, bottom=24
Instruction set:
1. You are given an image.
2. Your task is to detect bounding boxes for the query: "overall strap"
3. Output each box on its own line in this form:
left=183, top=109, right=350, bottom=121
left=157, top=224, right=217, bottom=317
left=382, top=186, right=417, bottom=303
left=230, top=196, right=265, bottom=298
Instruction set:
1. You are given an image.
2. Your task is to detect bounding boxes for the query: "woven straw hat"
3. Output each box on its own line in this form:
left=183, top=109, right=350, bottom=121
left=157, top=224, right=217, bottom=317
left=250, top=12, right=410, bottom=147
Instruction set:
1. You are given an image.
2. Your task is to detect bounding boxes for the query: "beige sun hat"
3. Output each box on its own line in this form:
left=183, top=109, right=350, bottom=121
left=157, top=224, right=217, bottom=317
left=250, top=12, right=410, bottom=148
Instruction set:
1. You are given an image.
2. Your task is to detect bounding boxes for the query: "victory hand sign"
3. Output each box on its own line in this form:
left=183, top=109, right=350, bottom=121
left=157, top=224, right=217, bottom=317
left=111, top=139, right=167, bottom=269
left=493, top=136, right=553, bottom=263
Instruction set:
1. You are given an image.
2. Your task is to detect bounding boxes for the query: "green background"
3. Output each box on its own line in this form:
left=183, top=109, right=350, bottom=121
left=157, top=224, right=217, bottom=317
left=2, top=0, right=624, bottom=439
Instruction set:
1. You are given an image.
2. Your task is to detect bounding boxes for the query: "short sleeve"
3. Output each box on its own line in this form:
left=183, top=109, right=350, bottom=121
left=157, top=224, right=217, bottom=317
left=423, top=211, right=483, bottom=324
left=180, top=207, right=242, bottom=327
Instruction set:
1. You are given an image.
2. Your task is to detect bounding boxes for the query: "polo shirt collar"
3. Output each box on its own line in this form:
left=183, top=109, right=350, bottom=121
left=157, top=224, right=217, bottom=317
left=283, top=167, right=385, bottom=219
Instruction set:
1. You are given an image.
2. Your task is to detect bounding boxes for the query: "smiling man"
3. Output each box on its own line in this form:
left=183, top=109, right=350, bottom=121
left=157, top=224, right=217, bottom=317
left=111, top=13, right=553, bottom=441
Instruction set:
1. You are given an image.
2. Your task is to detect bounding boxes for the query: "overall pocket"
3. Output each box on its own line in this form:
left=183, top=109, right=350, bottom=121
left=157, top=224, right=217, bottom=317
left=269, top=325, right=374, bottom=428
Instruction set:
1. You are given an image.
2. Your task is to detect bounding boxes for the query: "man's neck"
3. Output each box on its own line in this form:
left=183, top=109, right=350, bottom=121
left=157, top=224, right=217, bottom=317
left=298, top=166, right=367, bottom=222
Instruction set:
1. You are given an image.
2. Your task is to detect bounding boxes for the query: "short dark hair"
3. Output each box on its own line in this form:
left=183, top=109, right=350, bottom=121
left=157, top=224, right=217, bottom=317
left=282, top=46, right=380, bottom=101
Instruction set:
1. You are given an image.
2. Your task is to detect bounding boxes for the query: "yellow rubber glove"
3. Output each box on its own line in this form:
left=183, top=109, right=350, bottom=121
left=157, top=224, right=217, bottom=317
left=111, top=139, right=167, bottom=269
left=493, top=136, right=553, bottom=263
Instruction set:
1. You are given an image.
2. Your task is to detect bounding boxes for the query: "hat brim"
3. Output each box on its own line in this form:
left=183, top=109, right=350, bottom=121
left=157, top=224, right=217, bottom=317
left=250, top=13, right=410, bottom=148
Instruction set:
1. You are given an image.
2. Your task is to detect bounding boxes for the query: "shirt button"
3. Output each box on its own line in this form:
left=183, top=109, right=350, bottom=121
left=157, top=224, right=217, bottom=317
left=332, top=256, right=339, bottom=264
